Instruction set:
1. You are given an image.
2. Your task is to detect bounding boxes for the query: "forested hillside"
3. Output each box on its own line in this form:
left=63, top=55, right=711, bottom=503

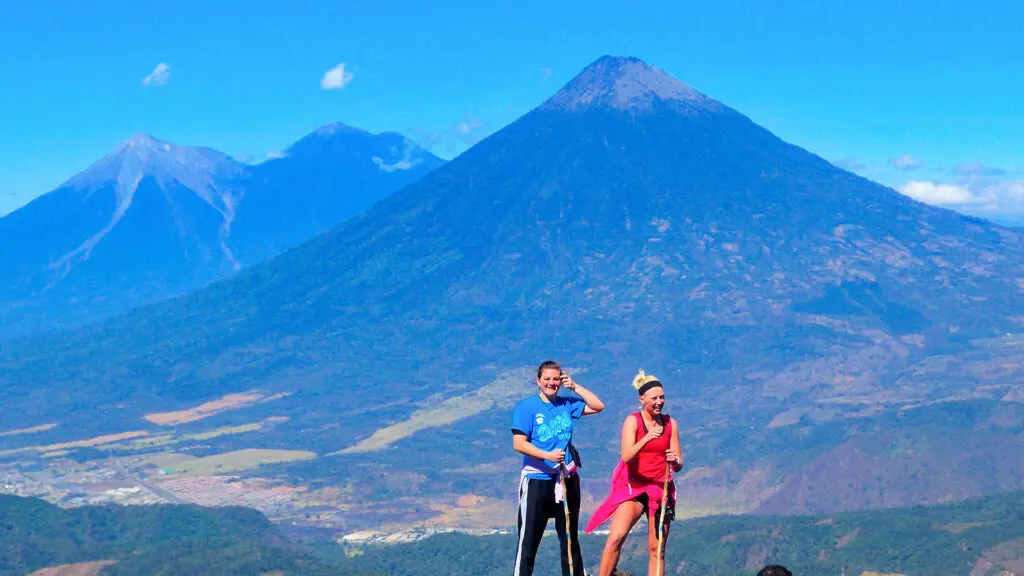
left=0, top=495, right=355, bottom=576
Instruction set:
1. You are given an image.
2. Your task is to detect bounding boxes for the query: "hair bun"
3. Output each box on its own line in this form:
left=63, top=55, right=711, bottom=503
left=633, top=369, right=658, bottom=390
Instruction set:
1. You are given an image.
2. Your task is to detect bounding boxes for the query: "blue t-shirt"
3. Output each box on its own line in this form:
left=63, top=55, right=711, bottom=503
left=511, top=394, right=586, bottom=479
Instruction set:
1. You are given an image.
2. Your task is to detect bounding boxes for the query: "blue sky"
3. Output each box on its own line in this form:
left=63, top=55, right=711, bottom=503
left=1, top=0, right=1022, bottom=221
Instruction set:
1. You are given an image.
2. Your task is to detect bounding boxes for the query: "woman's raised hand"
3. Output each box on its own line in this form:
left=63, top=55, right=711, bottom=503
left=560, top=371, right=576, bottom=391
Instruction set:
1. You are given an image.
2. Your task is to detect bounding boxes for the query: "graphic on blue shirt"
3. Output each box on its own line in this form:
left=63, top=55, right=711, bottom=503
left=511, top=395, right=585, bottom=479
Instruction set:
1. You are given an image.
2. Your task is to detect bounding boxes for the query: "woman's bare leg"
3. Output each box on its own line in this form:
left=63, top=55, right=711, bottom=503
left=598, top=501, right=644, bottom=576
left=646, top=511, right=671, bottom=576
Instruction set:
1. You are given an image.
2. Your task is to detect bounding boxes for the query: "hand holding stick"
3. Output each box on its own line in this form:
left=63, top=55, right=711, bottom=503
left=560, top=465, right=575, bottom=576
left=657, top=468, right=670, bottom=576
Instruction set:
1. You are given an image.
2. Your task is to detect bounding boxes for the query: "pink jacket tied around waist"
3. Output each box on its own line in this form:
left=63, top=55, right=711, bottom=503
left=584, top=458, right=676, bottom=533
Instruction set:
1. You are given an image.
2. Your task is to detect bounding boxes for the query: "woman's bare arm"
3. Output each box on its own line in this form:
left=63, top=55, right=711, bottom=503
left=621, top=414, right=661, bottom=462
left=666, top=417, right=683, bottom=472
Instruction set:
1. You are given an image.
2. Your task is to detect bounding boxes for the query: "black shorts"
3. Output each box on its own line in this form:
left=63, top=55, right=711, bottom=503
left=633, top=492, right=675, bottom=524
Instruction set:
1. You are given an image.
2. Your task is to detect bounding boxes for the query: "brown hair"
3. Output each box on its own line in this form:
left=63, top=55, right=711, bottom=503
left=757, top=566, right=793, bottom=576
left=537, top=360, right=561, bottom=378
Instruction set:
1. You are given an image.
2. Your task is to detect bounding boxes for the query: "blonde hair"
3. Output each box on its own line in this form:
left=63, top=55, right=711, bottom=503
left=632, top=369, right=660, bottom=391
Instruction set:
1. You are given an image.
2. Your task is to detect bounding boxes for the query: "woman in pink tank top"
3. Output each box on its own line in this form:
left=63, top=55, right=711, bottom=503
left=585, top=370, right=683, bottom=576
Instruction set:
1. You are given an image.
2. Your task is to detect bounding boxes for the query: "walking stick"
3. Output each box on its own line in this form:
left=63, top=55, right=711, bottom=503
left=560, top=464, right=575, bottom=576
left=656, top=466, right=670, bottom=576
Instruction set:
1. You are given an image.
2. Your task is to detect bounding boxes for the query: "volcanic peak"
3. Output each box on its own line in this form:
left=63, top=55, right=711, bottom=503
left=541, top=55, right=726, bottom=115
left=64, top=134, right=244, bottom=193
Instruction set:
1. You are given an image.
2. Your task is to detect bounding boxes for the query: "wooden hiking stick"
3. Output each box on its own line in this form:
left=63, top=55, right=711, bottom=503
left=560, top=465, right=574, bottom=576
left=656, top=467, right=670, bottom=576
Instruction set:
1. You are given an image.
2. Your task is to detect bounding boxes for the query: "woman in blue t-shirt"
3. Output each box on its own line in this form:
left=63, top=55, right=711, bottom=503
left=511, top=360, right=605, bottom=576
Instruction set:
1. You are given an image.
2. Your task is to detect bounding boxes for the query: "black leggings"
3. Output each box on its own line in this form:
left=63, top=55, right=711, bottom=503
left=513, top=474, right=584, bottom=576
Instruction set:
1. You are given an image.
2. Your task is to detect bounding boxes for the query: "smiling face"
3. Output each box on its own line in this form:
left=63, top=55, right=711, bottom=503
left=640, top=385, right=666, bottom=415
left=536, top=368, right=563, bottom=400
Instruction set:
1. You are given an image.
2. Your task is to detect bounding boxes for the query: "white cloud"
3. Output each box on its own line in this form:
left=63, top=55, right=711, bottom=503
left=410, top=117, right=489, bottom=157
left=891, top=154, right=923, bottom=170
left=372, top=139, right=423, bottom=172
left=899, top=178, right=1024, bottom=214
left=953, top=162, right=1007, bottom=177
left=372, top=156, right=416, bottom=172
left=142, top=63, right=170, bottom=87
left=899, top=158, right=1024, bottom=220
left=540, top=67, right=552, bottom=83
left=320, top=63, right=354, bottom=90
left=234, top=150, right=288, bottom=165
left=899, top=181, right=976, bottom=205
left=454, top=118, right=486, bottom=144
left=985, top=180, right=1024, bottom=203
left=411, top=127, right=445, bottom=153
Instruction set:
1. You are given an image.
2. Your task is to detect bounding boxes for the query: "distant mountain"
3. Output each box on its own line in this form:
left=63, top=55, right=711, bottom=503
left=231, top=122, right=445, bottom=264
left=0, top=127, right=442, bottom=339
left=0, top=495, right=355, bottom=576
left=0, top=135, right=246, bottom=339
left=2, top=55, right=1024, bottom=522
